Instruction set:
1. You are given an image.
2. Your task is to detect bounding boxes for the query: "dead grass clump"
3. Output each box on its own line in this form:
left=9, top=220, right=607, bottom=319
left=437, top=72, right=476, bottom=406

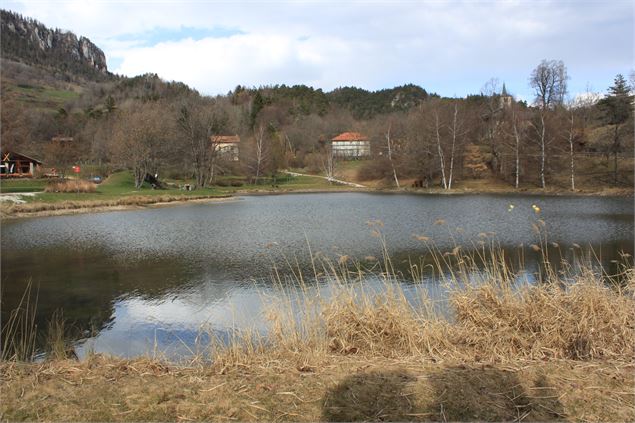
left=322, top=288, right=423, bottom=357
left=450, top=269, right=635, bottom=361
left=238, top=252, right=635, bottom=366
left=45, top=180, right=96, bottom=193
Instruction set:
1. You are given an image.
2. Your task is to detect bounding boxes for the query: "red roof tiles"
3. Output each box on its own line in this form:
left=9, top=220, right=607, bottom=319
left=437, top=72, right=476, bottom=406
left=331, top=132, right=368, bottom=142
left=211, top=135, right=240, bottom=144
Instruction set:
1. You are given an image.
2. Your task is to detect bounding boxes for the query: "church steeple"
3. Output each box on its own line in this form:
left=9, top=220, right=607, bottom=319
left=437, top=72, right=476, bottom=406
left=499, top=82, right=512, bottom=109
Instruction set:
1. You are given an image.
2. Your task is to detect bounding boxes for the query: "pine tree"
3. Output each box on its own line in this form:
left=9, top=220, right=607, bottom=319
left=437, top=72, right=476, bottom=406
left=599, top=74, right=633, bottom=185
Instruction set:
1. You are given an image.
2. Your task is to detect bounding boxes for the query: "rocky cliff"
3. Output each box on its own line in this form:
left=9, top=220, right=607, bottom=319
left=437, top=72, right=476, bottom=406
left=1, top=9, right=107, bottom=75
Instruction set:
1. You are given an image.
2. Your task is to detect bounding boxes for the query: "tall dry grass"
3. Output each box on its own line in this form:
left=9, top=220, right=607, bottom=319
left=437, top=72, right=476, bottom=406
left=0, top=194, right=231, bottom=217
left=213, top=242, right=635, bottom=369
left=1, top=280, right=38, bottom=361
left=45, top=180, right=97, bottom=193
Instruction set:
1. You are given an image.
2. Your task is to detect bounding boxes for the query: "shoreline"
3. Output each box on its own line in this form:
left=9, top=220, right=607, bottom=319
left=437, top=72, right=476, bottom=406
left=1, top=186, right=632, bottom=219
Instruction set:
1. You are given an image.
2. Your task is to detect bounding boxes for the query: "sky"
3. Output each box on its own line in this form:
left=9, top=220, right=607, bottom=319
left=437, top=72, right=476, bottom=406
left=4, top=0, right=634, bottom=101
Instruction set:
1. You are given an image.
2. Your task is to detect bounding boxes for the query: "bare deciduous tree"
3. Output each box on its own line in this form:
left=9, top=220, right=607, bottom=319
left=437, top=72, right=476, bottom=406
left=177, top=99, right=227, bottom=188
left=433, top=108, right=447, bottom=189
left=529, top=59, right=568, bottom=188
left=385, top=121, right=400, bottom=188
left=111, top=102, right=170, bottom=188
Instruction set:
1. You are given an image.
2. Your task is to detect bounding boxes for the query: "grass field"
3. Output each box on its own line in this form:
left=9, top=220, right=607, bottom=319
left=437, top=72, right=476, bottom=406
left=6, top=82, right=81, bottom=108
left=0, top=171, right=359, bottom=217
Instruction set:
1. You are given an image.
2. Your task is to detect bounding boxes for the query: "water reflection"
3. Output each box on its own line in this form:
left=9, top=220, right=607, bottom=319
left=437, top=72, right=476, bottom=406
left=1, top=193, right=633, bottom=358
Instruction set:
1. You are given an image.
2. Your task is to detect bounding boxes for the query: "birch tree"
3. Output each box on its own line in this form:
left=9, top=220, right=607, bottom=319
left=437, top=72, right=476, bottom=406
left=563, top=107, right=577, bottom=191
left=529, top=59, right=568, bottom=188
left=433, top=108, right=447, bottom=189
left=385, top=121, right=400, bottom=188
left=446, top=102, right=466, bottom=190
left=508, top=104, right=527, bottom=189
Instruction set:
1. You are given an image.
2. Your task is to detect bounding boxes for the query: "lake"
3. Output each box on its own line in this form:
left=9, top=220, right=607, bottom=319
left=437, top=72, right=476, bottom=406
left=1, top=193, right=633, bottom=359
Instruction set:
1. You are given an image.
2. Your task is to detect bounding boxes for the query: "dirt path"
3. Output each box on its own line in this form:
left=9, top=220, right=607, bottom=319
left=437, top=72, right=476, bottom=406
left=0, top=192, right=40, bottom=203
left=284, top=170, right=367, bottom=188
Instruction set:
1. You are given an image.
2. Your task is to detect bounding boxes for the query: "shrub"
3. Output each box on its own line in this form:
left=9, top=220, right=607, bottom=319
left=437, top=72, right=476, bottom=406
left=45, top=179, right=96, bottom=193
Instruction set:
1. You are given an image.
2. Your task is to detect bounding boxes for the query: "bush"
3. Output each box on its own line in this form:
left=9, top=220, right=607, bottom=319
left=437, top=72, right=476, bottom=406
left=358, top=157, right=393, bottom=181
left=45, top=179, right=96, bottom=193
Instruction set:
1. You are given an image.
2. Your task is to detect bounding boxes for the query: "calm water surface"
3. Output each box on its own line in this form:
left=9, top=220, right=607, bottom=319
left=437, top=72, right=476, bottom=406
left=1, top=193, right=633, bottom=358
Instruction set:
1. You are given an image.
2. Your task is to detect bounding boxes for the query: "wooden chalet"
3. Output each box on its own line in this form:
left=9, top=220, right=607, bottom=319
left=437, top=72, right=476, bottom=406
left=211, top=135, right=240, bottom=161
left=0, top=151, right=43, bottom=178
left=330, top=132, right=371, bottom=159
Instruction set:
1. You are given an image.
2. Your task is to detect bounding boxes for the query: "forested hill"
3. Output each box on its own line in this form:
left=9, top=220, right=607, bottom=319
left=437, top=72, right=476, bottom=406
left=231, top=83, right=437, bottom=120
left=0, top=9, right=109, bottom=80
left=0, top=8, right=437, bottom=119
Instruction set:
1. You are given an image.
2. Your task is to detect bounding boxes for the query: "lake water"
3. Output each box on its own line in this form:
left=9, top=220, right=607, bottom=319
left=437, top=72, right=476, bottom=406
left=1, top=193, right=633, bottom=359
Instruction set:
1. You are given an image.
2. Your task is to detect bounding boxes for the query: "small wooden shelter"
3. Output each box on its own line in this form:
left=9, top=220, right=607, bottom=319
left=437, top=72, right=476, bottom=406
left=0, top=151, right=43, bottom=178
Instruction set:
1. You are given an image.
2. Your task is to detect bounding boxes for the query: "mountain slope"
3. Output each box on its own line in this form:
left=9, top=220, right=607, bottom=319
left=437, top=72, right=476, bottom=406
left=1, top=9, right=108, bottom=79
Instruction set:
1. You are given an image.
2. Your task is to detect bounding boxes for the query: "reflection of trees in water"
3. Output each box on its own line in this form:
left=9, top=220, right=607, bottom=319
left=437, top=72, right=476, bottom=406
left=388, top=239, right=633, bottom=284
left=0, top=248, right=208, bottom=353
left=1, top=221, right=632, bottom=357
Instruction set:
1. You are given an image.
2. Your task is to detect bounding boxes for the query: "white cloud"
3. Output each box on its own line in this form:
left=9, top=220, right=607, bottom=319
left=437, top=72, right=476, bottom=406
left=4, top=0, right=633, bottom=98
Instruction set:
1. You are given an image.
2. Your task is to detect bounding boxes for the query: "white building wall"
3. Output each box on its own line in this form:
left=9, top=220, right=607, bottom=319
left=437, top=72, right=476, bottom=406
left=331, top=141, right=370, bottom=158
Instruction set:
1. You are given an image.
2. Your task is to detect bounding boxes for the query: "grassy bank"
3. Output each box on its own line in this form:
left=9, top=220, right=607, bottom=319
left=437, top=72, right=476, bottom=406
left=1, top=246, right=634, bottom=421
left=0, top=172, right=360, bottom=218
left=2, top=356, right=632, bottom=421
left=1, top=168, right=632, bottom=219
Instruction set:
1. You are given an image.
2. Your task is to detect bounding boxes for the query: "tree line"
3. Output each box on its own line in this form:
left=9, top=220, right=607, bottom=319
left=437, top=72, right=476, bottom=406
left=2, top=59, right=633, bottom=190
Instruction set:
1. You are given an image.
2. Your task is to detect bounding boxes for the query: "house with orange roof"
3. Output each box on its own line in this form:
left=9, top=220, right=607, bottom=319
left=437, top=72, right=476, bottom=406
left=211, top=135, right=240, bottom=161
left=330, top=132, right=370, bottom=159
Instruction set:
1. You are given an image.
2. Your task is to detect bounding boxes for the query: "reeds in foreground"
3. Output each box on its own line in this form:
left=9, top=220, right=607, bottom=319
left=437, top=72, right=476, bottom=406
left=1, top=280, right=38, bottom=361
left=212, top=246, right=634, bottom=369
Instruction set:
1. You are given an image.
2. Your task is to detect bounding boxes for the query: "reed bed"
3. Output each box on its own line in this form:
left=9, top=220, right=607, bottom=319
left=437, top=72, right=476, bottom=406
left=45, top=179, right=97, bottom=193
left=211, top=246, right=635, bottom=368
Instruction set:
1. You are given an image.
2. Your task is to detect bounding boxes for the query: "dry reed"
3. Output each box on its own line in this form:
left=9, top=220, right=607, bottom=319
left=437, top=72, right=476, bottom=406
left=0, top=194, right=231, bottom=217
left=213, top=247, right=635, bottom=368
left=45, top=180, right=97, bottom=193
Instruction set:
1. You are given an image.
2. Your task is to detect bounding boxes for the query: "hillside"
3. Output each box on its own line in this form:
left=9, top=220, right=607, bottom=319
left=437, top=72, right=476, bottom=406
left=1, top=10, right=108, bottom=79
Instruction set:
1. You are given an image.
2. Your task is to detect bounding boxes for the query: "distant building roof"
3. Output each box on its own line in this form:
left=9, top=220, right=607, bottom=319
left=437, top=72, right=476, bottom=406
left=331, top=132, right=368, bottom=142
left=1, top=150, right=43, bottom=164
left=51, top=136, right=74, bottom=142
left=211, top=135, right=240, bottom=144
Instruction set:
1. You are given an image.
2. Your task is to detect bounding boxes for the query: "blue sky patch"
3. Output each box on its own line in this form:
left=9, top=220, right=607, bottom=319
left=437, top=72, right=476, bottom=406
left=116, top=26, right=244, bottom=46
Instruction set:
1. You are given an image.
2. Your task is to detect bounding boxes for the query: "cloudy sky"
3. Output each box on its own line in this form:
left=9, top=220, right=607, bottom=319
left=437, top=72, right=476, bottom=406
left=5, top=0, right=634, bottom=101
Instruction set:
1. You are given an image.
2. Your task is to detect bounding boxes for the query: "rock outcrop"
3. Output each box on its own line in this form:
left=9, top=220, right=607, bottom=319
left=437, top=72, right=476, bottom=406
left=1, top=9, right=107, bottom=74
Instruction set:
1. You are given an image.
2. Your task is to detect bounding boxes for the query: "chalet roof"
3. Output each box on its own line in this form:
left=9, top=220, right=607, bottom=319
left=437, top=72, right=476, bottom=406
left=1, top=150, right=43, bottom=164
left=211, top=135, right=240, bottom=144
left=331, top=132, right=369, bottom=142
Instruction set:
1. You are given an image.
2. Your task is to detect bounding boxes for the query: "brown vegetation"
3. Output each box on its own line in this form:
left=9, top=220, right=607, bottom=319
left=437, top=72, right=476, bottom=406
left=44, top=179, right=96, bottom=193
left=0, top=194, right=232, bottom=218
left=2, top=247, right=633, bottom=421
left=1, top=355, right=633, bottom=421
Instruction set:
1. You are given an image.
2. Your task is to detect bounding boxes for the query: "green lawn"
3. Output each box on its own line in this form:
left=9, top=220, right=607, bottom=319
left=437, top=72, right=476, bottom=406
left=1, top=171, right=350, bottom=204
left=11, top=83, right=80, bottom=108
left=0, top=179, right=48, bottom=193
